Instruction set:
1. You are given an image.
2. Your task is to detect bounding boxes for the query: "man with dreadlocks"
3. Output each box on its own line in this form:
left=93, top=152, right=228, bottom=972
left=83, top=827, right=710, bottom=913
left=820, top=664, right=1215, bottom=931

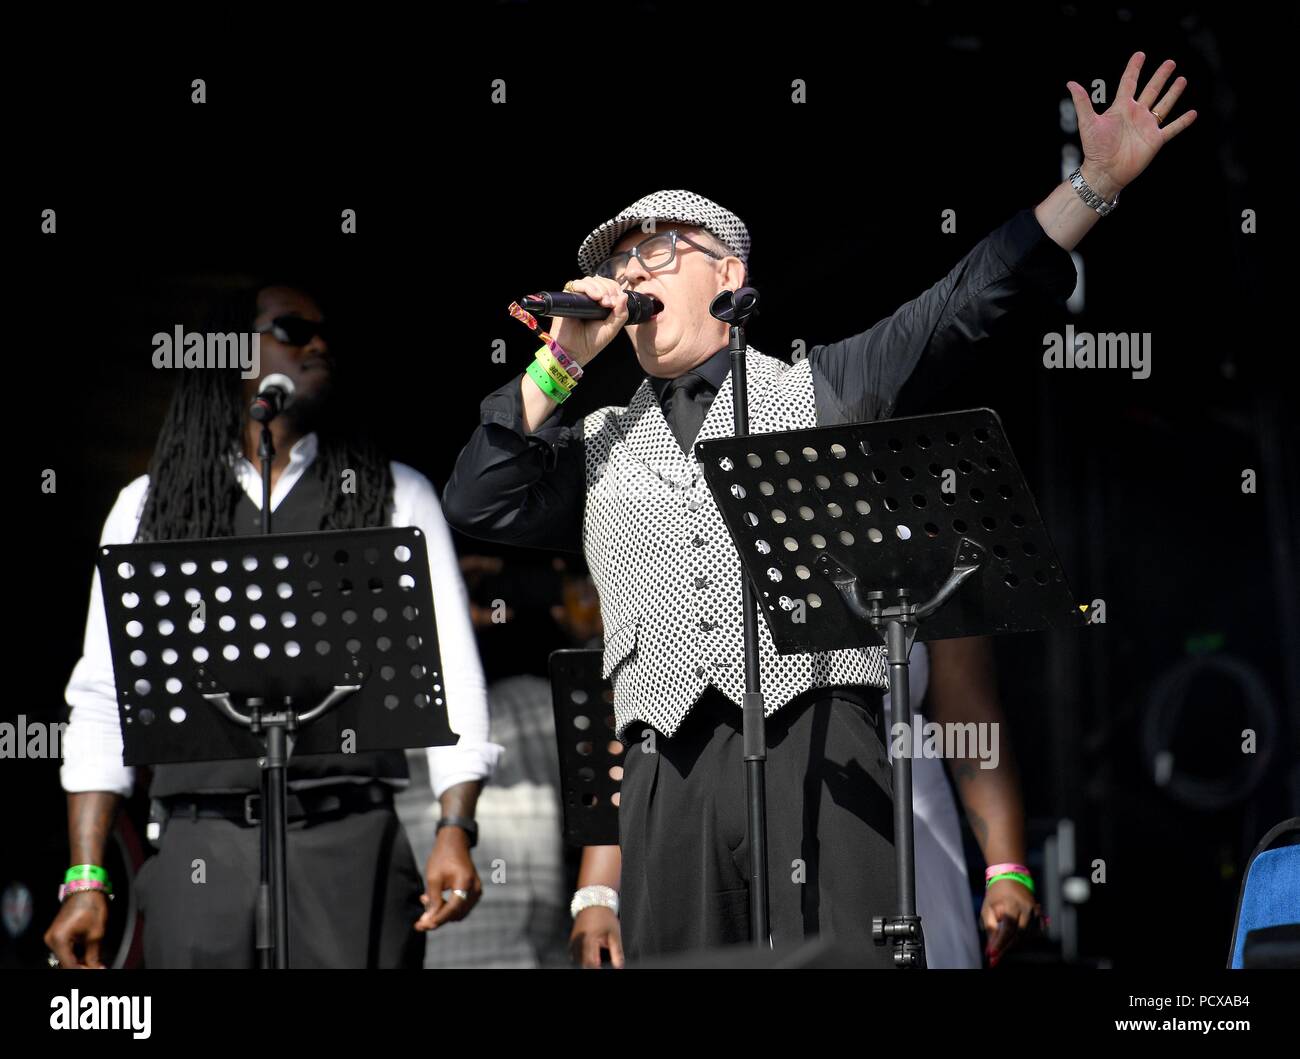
left=46, top=282, right=502, bottom=969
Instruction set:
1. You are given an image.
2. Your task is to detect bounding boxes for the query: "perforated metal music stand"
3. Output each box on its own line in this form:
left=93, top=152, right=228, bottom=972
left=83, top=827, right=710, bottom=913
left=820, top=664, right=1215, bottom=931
left=697, top=407, right=1085, bottom=967
left=96, top=525, right=457, bottom=967
left=548, top=649, right=621, bottom=847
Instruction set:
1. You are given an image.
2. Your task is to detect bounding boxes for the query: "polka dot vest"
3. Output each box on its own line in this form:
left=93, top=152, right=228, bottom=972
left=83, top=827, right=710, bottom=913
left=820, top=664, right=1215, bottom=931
left=583, top=346, right=888, bottom=741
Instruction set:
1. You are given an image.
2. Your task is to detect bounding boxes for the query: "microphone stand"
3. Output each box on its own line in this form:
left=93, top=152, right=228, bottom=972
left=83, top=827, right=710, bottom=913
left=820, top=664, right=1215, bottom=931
left=259, top=422, right=274, bottom=535
left=254, top=414, right=287, bottom=968
left=709, top=286, right=770, bottom=948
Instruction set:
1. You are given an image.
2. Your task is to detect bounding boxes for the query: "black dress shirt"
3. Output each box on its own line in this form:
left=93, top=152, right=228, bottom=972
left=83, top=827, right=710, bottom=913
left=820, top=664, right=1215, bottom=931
left=443, top=208, right=1077, bottom=553
left=655, top=344, right=732, bottom=453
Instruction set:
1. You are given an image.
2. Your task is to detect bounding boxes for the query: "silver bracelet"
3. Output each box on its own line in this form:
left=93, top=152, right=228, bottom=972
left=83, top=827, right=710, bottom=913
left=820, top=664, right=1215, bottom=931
left=570, top=884, right=619, bottom=920
left=1067, top=165, right=1120, bottom=216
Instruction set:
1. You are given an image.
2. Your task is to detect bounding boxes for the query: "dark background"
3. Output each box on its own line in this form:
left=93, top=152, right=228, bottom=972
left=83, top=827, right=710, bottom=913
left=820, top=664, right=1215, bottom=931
left=6, top=1, right=1295, bottom=969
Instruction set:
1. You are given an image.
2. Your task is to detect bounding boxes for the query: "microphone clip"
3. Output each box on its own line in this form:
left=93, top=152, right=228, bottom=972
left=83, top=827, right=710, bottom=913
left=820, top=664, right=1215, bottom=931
left=710, top=287, right=760, bottom=325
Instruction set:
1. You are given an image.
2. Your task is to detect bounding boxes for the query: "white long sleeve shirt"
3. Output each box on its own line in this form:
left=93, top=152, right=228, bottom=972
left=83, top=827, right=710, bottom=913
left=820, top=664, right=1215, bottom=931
left=61, top=433, right=503, bottom=800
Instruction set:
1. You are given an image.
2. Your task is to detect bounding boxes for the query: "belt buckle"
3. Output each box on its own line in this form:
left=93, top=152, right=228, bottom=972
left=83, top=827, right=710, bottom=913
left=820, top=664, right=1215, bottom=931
left=243, top=793, right=261, bottom=826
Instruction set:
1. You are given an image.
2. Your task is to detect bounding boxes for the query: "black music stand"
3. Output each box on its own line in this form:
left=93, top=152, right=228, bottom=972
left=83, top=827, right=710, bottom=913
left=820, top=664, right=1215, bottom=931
left=697, top=407, right=1085, bottom=967
left=96, top=525, right=457, bottom=968
left=548, top=649, right=621, bottom=847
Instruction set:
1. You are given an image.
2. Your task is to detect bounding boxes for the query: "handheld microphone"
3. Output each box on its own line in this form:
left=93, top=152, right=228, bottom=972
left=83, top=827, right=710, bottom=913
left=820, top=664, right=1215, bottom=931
left=250, top=372, right=296, bottom=423
left=519, top=290, right=664, bottom=324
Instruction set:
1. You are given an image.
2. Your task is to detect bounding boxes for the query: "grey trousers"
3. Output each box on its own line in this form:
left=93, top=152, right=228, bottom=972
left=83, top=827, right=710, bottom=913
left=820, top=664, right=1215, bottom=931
left=133, top=805, right=425, bottom=968
left=619, top=684, right=898, bottom=965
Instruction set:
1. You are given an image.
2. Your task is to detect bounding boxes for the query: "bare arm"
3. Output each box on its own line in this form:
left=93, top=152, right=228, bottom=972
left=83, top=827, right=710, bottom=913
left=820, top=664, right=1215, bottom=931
left=926, top=636, right=1026, bottom=867
left=1033, top=160, right=1118, bottom=254
left=927, top=635, right=1043, bottom=953
left=44, top=791, right=120, bottom=968
left=520, top=373, right=563, bottom=434
left=416, top=780, right=487, bottom=932
left=570, top=844, right=623, bottom=968
left=438, top=778, right=482, bottom=825
left=577, top=843, right=621, bottom=891
left=68, top=791, right=120, bottom=866
left=520, top=276, right=629, bottom=433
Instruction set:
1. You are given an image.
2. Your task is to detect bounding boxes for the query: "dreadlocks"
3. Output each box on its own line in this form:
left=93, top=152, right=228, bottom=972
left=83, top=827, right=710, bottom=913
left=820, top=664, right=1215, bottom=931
left=136, top=282, right=394, bottom=542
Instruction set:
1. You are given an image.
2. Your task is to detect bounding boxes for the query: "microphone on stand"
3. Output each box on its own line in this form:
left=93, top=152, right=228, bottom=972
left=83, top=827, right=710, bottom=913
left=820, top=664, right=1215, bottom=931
left=250, top=373, right=296, bottom=424
left=518, top=290, right=664, bottom=324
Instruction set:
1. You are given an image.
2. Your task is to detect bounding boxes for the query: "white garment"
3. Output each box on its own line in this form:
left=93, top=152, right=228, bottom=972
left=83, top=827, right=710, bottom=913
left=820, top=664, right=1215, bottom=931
left=881, top=641, right=981, bottom=969
left=60, top=432, right=503, bottom=800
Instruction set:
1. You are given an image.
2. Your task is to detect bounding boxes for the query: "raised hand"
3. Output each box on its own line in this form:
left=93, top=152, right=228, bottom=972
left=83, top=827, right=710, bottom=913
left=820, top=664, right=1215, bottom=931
left=1067, top=51, right=1197, bottom=196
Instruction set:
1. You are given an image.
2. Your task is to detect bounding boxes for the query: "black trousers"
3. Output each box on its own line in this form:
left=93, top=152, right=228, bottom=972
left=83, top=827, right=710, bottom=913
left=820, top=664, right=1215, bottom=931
left=133, top=804, right=425, bottom=968
left=619, top=684, right=897, bottom=965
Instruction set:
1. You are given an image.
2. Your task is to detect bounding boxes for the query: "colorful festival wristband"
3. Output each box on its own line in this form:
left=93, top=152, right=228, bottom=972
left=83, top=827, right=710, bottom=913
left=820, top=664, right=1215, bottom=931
left=985, top=862, right=1031, bottom=881
left=541, top=334, right=583, bottom=380
left=507, top=301, right=585, bottom=380
left=535, top=344, right=577, bottom=392
left=986, top=871, right=1035, bottom=894
left=526, top=359, right=568, bottom=403
left=65, top=864, right=110, bottom=885
left=507, top=300, right=541, bottom=329
left=59, top=879, right=113, bottom=902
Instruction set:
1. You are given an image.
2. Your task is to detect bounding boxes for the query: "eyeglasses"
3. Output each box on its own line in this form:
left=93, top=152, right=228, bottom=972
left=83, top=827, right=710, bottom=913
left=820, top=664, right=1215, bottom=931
left=255, top=315, right=330, bottom=346
left=595, top=229, right=726, bottom=284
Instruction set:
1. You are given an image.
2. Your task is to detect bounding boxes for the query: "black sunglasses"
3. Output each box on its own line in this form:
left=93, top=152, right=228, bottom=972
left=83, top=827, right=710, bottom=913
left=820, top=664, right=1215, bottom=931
left=255, top=315, right=330, bottom=346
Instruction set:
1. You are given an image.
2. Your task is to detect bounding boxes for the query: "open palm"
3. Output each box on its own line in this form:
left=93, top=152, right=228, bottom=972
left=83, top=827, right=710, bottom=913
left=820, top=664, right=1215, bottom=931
left=1067, top=51, right=1197, bottom=191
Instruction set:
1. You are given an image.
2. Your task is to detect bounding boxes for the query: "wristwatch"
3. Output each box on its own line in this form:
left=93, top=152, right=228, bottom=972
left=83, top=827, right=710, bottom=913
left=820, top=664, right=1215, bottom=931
left=1068, top=165, right=1120, bottom=216
left=436, top=815, right=478, bottom=848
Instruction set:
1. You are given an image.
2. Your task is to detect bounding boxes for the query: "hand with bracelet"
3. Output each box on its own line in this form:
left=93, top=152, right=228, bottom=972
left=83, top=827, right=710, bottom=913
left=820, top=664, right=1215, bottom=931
left=568, top=844, right=623, bottom=968
left=549, top=275, right=633, bottom=368
left=415, top=787, right=485, bottom=933
left=1066, top=50, right=1196, bottom=203
left=983, top=862, right=1045, bottom=967
left=1036, top=51, right=1197, bottom=253
left=516, top=274, right=632, bottom=433
left=44, top=792, right=121, bottom=969
left=44, top=862, right=114, bottom=969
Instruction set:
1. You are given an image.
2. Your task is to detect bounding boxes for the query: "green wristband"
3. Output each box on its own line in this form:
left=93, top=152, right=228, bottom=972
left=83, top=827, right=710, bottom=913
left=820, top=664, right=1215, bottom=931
left=986, top=871, right=1035, bottom=894
left=65, top=864, right=110, bottom=885
left=526, top=359, right=568, bottom=403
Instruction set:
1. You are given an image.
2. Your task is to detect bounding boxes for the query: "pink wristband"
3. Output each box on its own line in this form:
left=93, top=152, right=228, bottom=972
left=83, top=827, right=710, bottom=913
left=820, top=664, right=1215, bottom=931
left=58, top=879, right=111, bottom=902
left=541, top=334, right=583, bottom=380
left=985, top=862, right=1031, bottom=881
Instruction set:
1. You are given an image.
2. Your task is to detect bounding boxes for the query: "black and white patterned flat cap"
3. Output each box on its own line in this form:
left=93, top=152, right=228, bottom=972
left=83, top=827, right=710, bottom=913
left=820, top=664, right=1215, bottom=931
left=576, top=189, right=750, bottom=278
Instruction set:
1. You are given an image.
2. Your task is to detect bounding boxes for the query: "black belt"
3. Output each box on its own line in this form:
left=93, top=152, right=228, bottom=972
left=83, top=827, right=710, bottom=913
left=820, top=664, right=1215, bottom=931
left=162, top=782, right=395, bottom=827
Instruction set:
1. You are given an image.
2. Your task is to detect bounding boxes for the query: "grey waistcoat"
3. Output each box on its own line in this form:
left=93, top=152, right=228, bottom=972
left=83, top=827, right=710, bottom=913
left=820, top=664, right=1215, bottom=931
left=583, top=346, right=887, bottom=741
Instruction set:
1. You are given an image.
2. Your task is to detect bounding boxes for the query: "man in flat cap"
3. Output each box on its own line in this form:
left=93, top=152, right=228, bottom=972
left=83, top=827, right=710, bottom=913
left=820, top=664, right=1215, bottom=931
left=443, top=51, right=1194, bottom=964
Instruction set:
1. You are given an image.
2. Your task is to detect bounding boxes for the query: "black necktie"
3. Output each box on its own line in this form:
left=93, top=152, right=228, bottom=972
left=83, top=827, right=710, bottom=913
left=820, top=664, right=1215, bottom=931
left=664, top=372, right=711, bottom=456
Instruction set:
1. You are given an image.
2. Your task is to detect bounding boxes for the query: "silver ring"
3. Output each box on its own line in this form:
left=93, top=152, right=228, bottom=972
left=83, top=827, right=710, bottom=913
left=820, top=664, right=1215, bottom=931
left=451, top=888, right=469, bottom=900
